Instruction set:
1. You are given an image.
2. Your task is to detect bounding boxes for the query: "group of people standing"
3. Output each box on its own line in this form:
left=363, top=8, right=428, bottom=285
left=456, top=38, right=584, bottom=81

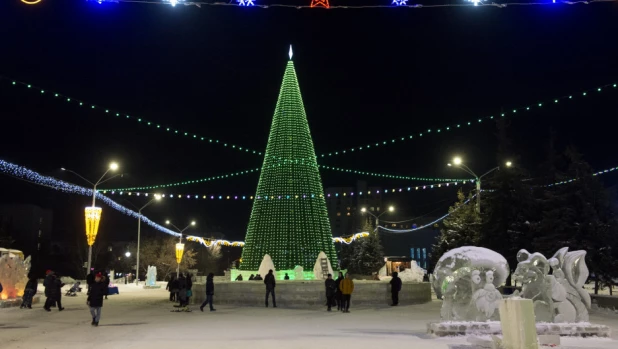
left=325, top=272, right=354, bottom=312
left=165, top=272, right=194, bottom=311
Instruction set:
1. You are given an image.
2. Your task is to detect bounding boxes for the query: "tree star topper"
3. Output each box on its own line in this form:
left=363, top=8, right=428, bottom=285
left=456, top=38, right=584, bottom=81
left=310, top=0, right=330, bottom=8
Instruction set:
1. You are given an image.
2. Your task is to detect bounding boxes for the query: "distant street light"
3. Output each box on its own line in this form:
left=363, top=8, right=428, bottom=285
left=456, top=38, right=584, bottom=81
left=125, top=251, right=131, bottom=258
left=132, top=194, right=162, bottom=285
left=360, top=206, right=395, bottom=231
left=166, top=220, right=196, bottom=277
left=62, top=162, right=122, bottom=273
left=447, top=157, right=513, bottom=213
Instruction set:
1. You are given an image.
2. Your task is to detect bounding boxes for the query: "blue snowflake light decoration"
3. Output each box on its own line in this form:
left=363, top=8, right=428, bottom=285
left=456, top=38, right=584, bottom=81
left=238, top=0, right=255, bottom=5
left=392, top=0, right=408, bottom=5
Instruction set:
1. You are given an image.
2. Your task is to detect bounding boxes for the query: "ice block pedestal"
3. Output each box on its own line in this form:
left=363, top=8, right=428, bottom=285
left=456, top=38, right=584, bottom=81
left=499, top=298, right=538, bottom=349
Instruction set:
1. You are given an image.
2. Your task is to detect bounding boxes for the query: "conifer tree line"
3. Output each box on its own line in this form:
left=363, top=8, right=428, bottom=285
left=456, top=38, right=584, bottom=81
left=432, top=123, right=618, bottom=294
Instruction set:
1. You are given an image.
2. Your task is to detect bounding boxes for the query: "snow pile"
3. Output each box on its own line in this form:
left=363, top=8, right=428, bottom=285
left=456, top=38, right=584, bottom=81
left=258, top=254, right=276, bottom=278
left=399, top=263, right=425, bottom=282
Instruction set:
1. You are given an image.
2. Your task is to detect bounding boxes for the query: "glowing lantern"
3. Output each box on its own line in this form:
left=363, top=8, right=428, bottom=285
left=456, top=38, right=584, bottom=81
left=175, top=243, right=185, bottom=264
left=85, top=207, right=102, bottom=246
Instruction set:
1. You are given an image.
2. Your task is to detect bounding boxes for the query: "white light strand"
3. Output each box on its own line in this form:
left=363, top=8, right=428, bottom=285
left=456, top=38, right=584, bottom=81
left=378, top=195, right=475, bottom=233
left=0, top=159, right=244, bottom=247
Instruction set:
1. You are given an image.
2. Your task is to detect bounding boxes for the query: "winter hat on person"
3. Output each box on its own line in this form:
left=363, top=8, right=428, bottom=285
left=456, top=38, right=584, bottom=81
left=96, top=273, right=102, bottom=278
left=46, top=270, right=52, bottom=275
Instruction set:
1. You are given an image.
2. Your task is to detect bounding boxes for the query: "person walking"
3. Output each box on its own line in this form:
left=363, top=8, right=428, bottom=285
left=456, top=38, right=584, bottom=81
left=166, top=276, right=177, bottom=301
left=87, top=273, right=106, bottom=326
left=20, top=274, right=38, bottom=309
left=390, top=271, right=402, bottom=306
left=177, top=273, right=188, bottom=309
left=200, top=273, right=216, bottom=312
left=264, top=270, right=276, bottom=308
left=102, top=273, right=110, bottom=300
left=339, top=273, right=354, bottom=313
left=86, top=270, right=95, bottom=294
left=335, top=272, right=344, bottom=311
left=186, top=273, right=193, bottom=306
left=324, top=274, right=337, bottom=311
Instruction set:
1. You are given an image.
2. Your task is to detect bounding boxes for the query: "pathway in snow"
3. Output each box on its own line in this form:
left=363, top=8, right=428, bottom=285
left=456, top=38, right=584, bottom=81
left=0, top=284, right=617, bottom=349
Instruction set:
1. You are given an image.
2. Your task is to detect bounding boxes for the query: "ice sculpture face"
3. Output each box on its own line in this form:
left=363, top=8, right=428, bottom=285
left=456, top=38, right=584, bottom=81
left=513, top=247, right=591, bottom=323
left=432, top=246, right=509, bottom=321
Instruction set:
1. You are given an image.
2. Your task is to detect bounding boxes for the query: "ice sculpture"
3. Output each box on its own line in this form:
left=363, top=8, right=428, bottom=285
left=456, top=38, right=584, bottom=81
left=312, top=251, right=334, bottom=279
left=432, top=246, right=509, bottom=321
left=258, top=254, right=276, bottom=279
left=294, top=265, right=304, bottom=280
left=0, top=251, right=30, bottom=300
left=512, top=247, right=590, bottom=323
left=146, top=266, right=157, bottom=287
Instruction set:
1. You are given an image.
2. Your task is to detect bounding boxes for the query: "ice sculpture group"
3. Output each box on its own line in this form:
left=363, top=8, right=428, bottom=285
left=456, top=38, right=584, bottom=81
left=432, top=246, right=591, bottom=323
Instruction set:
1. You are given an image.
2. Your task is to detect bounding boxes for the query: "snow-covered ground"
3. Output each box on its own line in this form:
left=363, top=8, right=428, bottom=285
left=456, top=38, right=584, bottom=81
left=1, top=283, right=617, bottom=349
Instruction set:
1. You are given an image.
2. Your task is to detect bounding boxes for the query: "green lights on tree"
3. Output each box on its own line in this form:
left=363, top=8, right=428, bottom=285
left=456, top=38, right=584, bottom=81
left=240, top=55, right=337, bottom=271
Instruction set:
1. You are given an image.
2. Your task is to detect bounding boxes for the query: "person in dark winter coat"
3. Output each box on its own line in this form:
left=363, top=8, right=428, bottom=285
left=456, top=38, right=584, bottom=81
left=87, top=273, right=107, bottom=326
left=86, top=271, right=95, bottom=294
left=186, top=273, right=193, bottom=305
left=324, top=274, right=337, bottom=311
left=20, top=275, right=38, bottom=309
left=248, top=274, right=255, bottom=281
left=166, top=276, right=177, bottom=301
left=264, top=270, right=276, bottom=308
left=390, top=272, right=402, bottom=306
left=44, top=271, right=64, bottom=311
left=103, top=273, right=110, bottom=299
left=334, top=272, right=344, bottom=311
left=200, top=273, right=216, bottom=312
left=177, top=273, right=188, bottom=308
left=254, top=274, right=262, bottom=281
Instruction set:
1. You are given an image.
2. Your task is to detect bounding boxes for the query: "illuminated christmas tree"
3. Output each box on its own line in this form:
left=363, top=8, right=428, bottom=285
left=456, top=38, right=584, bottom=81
left=240, top=47, right=338, bottom=272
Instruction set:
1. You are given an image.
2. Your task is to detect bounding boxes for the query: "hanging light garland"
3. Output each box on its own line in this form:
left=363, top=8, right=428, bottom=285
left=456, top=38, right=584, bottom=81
left=21, top=0, right=614, bottom=10
left=3, top=76, right=616, bottom=164
left=104, top=163, right=468, bottom=192
left=2, top=158, right=617, bottom=246
left=101, top=179, right=475, bottom=201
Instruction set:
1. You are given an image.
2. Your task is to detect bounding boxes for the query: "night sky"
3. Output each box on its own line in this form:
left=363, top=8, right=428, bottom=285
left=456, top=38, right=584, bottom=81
left=1, top=1, right=617, bottom=246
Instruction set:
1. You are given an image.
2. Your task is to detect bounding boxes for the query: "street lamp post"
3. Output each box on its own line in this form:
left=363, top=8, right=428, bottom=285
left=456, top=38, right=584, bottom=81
left=62, top=163, right=121, bottom=274
left=165, top=220, right=196, bottom=278
left=448, top=157, right=512, bottom=213
left=361, top=205, right=394, bottom=230
left=134, top=195, right=162, bottom=285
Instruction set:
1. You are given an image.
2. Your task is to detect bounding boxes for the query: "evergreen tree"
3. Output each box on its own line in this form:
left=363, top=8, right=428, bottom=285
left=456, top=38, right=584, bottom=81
left=342, top=216, right=384, bottom=275
left=431, top=189, right=480, bottom=266
left=534, top=147, right=618, bottom=294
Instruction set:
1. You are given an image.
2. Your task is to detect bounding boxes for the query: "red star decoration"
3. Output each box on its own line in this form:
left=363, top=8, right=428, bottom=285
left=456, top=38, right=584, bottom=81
left=310, top=0, right=330, bottom=8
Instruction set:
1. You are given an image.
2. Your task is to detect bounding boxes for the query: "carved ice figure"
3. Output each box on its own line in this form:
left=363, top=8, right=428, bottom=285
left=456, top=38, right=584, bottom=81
left=146, top=266, right=157, bottom=286
left=294, top=265, right=304, bottom=280
left=0, top=252, right=30, bottom=300
left=258, top=254, right=276, bottom=279
left=312, top=251, right=334, bottom=279
left=471, top=270, right=503, bottom=321
left=513, top=248, right=590, bottom=323
left=432, top=246, right=509, bottom=321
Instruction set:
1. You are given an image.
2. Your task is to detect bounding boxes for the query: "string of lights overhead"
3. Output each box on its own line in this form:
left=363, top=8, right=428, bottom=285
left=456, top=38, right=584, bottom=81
left=3, top=77, right=616, bottom=164
left=101, top=179, right=475, bottom=200
left=104, top=163, right=468, bottom=192
left=19, top=0, right=613, bottom=10
left=2, top=158, right=617, bottom=246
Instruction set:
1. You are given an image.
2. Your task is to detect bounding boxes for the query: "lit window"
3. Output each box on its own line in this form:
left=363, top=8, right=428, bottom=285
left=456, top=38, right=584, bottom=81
left=108, top=246, right=113, bottom=252
left=346, top=212, right=351, bottom=216
left=347, top=207, right=350, bottom=211
left=392, top=223, right=396, bottom=227
left=370, top=207, right=375, bottom=211
left=38, top=230, right=42, bottom=237
left=337, top=212, right=341, bottom=216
